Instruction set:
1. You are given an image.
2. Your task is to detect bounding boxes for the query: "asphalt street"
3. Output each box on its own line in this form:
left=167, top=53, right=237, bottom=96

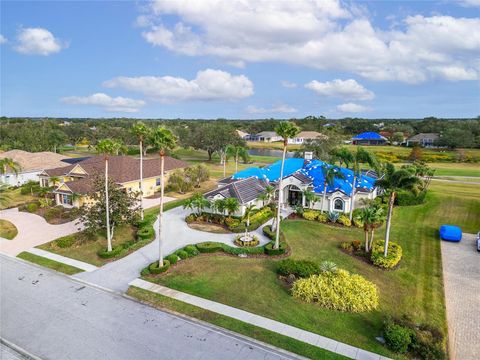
left=0, top=255, right=297, bottom=360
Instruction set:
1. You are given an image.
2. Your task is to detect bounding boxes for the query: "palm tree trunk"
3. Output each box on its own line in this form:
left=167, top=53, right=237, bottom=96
left=384, top=191, right=395, bottom=257
left=322, top=186, right=327, bottom=213
left=222, top=153, right=226, bottom=177
left=274, top=141, right=287, bottom=249
left=158, top=152, right=165, bottom=267
left=139, top=139, right=144, bottom=220
left=369, top=228, right=375, bottom=252
left=364, top=229, right=369, bottom=252
left=105, top=157, right=112, bottom=252
left=349, top=176, right=356, bottom=221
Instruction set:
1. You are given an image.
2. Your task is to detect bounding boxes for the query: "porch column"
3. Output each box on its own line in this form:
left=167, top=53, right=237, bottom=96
left=301, top=193, right=306, bottom=207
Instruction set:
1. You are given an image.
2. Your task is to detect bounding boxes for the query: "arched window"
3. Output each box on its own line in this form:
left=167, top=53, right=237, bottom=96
left=333, top=198, right=344, bottom=212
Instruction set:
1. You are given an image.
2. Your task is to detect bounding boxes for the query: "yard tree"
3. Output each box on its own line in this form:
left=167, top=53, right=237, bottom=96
left=408, top=145, right=423, bottom=161
left=274, top=121, right=300, bottom=249
left=355, top=204, right=384, bottom=253
left=224, top=197, right=240, bottom=218
left=320, top=165, right=345, bottom=213
left=376, top=163, right=421, bottom=256
left=64, top=123, right=91, bottom=150
left=214, top=198, right=227, bottom=216
left=168, top=169, right=193, bottom=194
left=0, top=157, right=21, bottom=175
left=242, top=204, right=257, bottom=239
left=226, top=144, right=249, bottom=173
left=331, top=147, right=354, bottom=168
left=79, top=176, right=139, bottom=243
left=96, top=138, right=123, bottom=252
left=131, top=121, right=150, bottom=220
left=185, top=164, right=210, bottom=188
left=297, top=134, right=340, bottom=162
left=0, top=184, right=11, bottom=207
left=149, top=126, right=177, bottom=267
left=302, top=189, right=318, bottom=209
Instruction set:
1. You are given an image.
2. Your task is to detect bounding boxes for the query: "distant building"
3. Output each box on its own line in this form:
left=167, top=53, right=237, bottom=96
left=0, top=150, right=70, bottom=186
left=236, top=129, right=250, bottom=140
left=351, top=132, right=388, bottom=146
left=248, top=131, right=282, bottom=142
left=406, top=133, right=440, bottom=147
left=287, top=131, right=328, bottom=144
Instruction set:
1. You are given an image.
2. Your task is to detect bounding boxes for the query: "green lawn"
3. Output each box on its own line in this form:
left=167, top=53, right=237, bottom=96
left=0, top=188, right=36, bottom=210
left=0, top=219, right=18, bottom=239
left=17, top=252, right=83, bottom=275
left=142, top=184, right=480, bottom=358
left=429, top=162, right=480, bottom=177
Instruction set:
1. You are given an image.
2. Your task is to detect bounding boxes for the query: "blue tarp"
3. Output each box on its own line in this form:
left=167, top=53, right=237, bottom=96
left=352, top=132, right=385, bottom=140
left=232, top=158, right=305, bottom=182
left=439, top=225, right=462, bottom=242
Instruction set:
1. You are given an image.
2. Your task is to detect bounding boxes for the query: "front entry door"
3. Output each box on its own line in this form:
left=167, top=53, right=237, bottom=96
left=288, top=190, right=302, bottom=206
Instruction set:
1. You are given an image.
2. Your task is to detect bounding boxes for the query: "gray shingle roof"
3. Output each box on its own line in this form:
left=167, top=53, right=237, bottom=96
left=204, top=177, right=267, bottom=204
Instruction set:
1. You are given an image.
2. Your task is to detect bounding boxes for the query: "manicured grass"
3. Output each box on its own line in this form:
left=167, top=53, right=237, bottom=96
left=0, top=219, right=18, bottom=239
left=17, top=251, right=83, bottom=275
left=247, top=141, right=301, bottom=151
left=127, top=286, right=346, bottom=360
left=144, top=184, right=480, bottom=357
left=0, top=188, right=36, bottom=210
left=428, top=162, right=480, bottom=177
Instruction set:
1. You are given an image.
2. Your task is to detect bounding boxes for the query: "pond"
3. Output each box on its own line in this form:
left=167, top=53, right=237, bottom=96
left=248, top=148, right=296, bottom=158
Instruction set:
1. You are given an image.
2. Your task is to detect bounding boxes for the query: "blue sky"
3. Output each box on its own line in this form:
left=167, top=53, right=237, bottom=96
left=1, top=0, right=479, bottom=119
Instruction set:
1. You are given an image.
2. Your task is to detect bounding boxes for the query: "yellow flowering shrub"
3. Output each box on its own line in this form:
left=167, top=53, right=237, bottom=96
left=302, top=210, right=320, bottom=221
left=371, top=241, right=403, bottom=269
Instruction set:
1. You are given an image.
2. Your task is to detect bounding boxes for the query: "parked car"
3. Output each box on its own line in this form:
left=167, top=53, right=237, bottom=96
left=476, top=231, right=480, bottom=252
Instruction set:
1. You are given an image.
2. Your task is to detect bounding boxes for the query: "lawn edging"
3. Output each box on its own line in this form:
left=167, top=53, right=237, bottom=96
left=17, top=251, right=84, bottom=275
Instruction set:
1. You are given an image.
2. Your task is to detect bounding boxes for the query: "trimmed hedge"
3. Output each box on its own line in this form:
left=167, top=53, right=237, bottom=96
left=264, top=241, right=287, bottom=255
left=396, top=190, right=426, bottom=206
left=292, top=269, right=379, bottom=312
left=165, top=254, right=178, bottom=265
left=371, top=241, right=403, bottom=269
left=276, top=259, right=320, bottom=278
left=98, top=245, right=126, bottom=259
left=136, top=226, right=154, bottom=241
left=196, top=241, right=224, bottom=253
left=26, top=203, right=38, bottom=213
left=184, top=245, right=199, bottom=257
left=176, top=250, right=188, bottom=259
left=384, top=319, right=413, bottom=353
left=149, top=260, right=170, bottom=274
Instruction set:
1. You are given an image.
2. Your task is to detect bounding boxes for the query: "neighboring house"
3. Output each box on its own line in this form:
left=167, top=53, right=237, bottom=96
left=351, top=132, right=388, bottom=145
left=39, top=155, right=187, bottom=208
left=249, top=131, right=282, bottom=142
left=406, top=133, right=440, bottom=147
left=0, top=150, right=70, bottom=186
left=205, top=157, right=377, bottom=216
left=287, top=131, right=328, bottom=144
left=236, top=129, right=250, bottom=140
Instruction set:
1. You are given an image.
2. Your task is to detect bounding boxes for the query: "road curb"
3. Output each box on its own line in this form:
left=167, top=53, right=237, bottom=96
left=0, top=337, right=43, bottom=360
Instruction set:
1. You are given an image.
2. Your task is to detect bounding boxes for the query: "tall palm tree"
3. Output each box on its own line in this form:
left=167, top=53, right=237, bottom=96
left=0, top=158, right=21, bottom=175
left=131, top=121, right=150, bottom=220
left=226, top=144, right=249, bottom=173
left=355, top=204, right=384, bottom=252
left=264, top=185, right=275, bottom=203
left=149, top=126, right=177, bottom=267
left=96, top=138, right=123, bottom=252
left=273, top=121, right=300, bottom=249
left=258, top=193, right=269, bottom=207
left=214, top=198, right=227, bottom=216
left=192, top=193, right=210, bottom=216
left=242, top=204, right=257, bottom=239
left=49, top=176, right=61, bottom=187
left=302, top=189, right=318, bottom=209
left=321, top=165, right=345, bottom=213
left=376, top=163, right=421, bottom=256
left=348, top=147, right=378, bottom=221
left=224, top=197, right=240, bottom=218
left=332, top=147, right=354, bottom=168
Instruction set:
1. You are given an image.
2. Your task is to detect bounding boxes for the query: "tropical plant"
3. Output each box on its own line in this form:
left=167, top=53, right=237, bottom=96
left=302, top=188, right=319, bottom=209
left=191, top=193, right=210, bottom=215
left=226, top=144, right=249, bottom=173
left=273, top=121, right=300, bottom=249
left=320, top=165, right=345, bottom=213
left=242, top=204, right=257, bottom=238
left=49, top=176, right=61, bottom=187
left=258, top=192, right=269, bottom=207
left=149, top=126, right=177, bottom=267
left=0, top=158, right=21, bottom=175
left=96, top=138, right=124, bottom=252
left=327, top=211, right=340, bottom=223
left=0, top=184, right=11, bottom=207
left=376, top=163, right=421, bottom=256
left=224, top=197, right=240, bottom=218
left=331, top=147, right=354, bottom=168
left=131, top=121, right=150, bottom=220
left=354, top=204, right=385, bottom=252
left=214, top=198, right=227, bottom=215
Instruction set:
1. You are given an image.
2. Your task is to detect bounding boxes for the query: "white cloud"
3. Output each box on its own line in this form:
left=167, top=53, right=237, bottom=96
left=305, top=79, right=374, bottom=100
left=458, top=0, right=480, bottom=7
left=14, top=27, right=65, bottom=55
left=336, top=103, right=370, bottom=113
left=246, top=104, right=297, bottom=114
left=61, top=93, right=145, bottom=113
left=0, top=35, right=7, bottom=44
left=139, top=1, right=480, bottom=83
left=281, top=80, right=298, bottom=88
left=103, top=69, right=254, bottom=103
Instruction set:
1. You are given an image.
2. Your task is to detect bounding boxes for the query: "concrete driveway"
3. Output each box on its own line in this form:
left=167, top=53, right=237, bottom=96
left=0, top=208, right=81, bottom=256
left=441, top=233, right=480, bottom=360
left=75, top=206, right=272, bottom=292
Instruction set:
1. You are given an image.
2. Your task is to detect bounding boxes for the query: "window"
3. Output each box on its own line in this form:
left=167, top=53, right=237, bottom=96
left=333, top=198, right=344, bottom=212
left=61, top=194, right=72, bottom=206
left=156, top=178, right=161, bottom=186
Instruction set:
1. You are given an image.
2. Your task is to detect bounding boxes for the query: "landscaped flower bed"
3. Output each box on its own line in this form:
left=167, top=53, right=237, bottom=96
left=19, top=201, right=80, bottom=224
left=341, top=240, right=403, bottom=269
left=233, top=234, right=260, bottom=247
left=301, top=209, right=352, bottom=228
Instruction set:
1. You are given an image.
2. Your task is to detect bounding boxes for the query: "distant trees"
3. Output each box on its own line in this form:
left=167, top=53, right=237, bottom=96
left=167, top=164, right=210, bottom=193
left=437, top=128, right=476, bottom=149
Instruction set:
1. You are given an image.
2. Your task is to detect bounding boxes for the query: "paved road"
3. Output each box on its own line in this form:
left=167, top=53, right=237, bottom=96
left=441, top=233, right=480, bottom=360
left=0, top=255, right=296, bottom=360
left=74, top=206, right=274, bottom=292
left=0, top=208, right=80, bottom=256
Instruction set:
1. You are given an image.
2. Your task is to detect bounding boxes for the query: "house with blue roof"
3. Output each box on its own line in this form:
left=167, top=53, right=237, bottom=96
left=352, top=132, right=387, bottom=146
left=204, top=157, right=378, bottom=216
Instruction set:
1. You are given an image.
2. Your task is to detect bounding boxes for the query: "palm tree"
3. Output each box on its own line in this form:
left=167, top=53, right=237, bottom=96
left=258, top=193, right=269, bottom=207
left=49, top=176, right=61, bottom=187
left=355, top=205, right=384, bottom=252
left=332, top=147, right=354, bottom=168
left=0, top=184, right=11, bottom=208
left=131, top=121, right=150, bottom=220
left=149, top=126, right=177, bottom=267
left=224, top=197, right=240, bottom=218
left=192, top=193, right=210, bottom=216
left=348, top=147, right=378, bottom=221
left=242, top=204, right=257, bottom=239
left=0, top=158, right=21, bottom=175
left=226, top=144, right=249, bottom=173
left=376, top=163, right=421, bottom=256
left=96, top=138, right=123, bottom=252
left=214, top=198, right=227, bottom=216
left=320, top=165, right=345, bottom=213
left=302, top=189, right=318, bottom=209
left=273, top=121, right=300, bottom=249
left=183, top=197, right=195, bottom=214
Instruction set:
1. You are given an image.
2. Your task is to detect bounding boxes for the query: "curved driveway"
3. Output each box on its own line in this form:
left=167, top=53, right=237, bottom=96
left=0, top=208, right=80, bottom=256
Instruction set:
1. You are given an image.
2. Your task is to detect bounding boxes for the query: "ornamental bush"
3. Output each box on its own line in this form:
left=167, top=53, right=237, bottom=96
left=55, top=235, right=76, bottom=248
left=371, top=241, right=403, bottom=269
left=327, top=211, right=340, bottom=223
left=264, top=241, right=287, bottom=255
left=395, top=190, right=426, bottom=206
left=176, top=250, right=188, bottom=259
left=291, top=269, right=379, bottom=312
left=262, top=225, right=275, bottom=240
left=316, top=212, right=328, bottom=223
left=98, top=245, right=126, bottom=259
left=338, top=215, right=351, bottom=227
left=165, top=254, right=178, bottom=265
left=26, top=202, right=38, bottom=213
left=383, top=319, right=413, bottom=353
left=185, top=214, right=196, bottom=223
left=183, top=245, right=199, bottom=257
left=302, top=210, right=319, bottom=221
left=136, top=226, right=154, bottom=241
left=276, top=259, right=320, bottom=278
left=148, top=260, right=170, bottom=274
left=196, top=241, right=224, bottom=253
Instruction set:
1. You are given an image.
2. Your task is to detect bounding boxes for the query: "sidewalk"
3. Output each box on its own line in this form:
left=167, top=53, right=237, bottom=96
left=129, top=279, right=391, bottom=360
left=25, top=248, right=98, bottom=272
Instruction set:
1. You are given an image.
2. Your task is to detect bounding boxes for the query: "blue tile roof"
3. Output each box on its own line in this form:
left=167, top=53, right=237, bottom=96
left=352, top=132, right=386, bottom=140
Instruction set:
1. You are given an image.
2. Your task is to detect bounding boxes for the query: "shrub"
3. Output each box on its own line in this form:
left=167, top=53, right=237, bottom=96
left=234, top=234, right=260, bottom=247
left=264, top=241, right=287, bottom=255
left=98, top=245, right=125, bottom=259
left=136, top=226, right=154, bottom=241
left=291, top=269, right=379, bottom=312
left=229, top=207, right=273, bottom=232
left=225, top=217, right=240, bottom=229
left=371, top=241, right=403, bottom=269
left=185, top=214, right=196, bottom=223
left=224, top=245, right=265, bottom=256
left=39, top=198, right=53, bottom=209
left=352, top=240, right=362, bottom=251
left=411, top=329, right=446, bottom=360
left=340, top=241, right=353, bottom=252
left=44, top=207, right=62, bottom=221
left=262, top=225, right=275, bottom=240
left=165, top=254, right=178, bottom=265
left=319, top=261, right=337, bottom=273
left=140, top=267, right=150, bottom=276
left=396, top=190, right=426, bottom=206
left=383, top=319, right=413, bottom=353
left=183, top=245, right=199, bottom=257
left=316, top=212, right=328, bottom=223
left=196, top=241, right=224, bottom=253
left=276, top=259, right=320, bottom=278
left=338, top=215, right=351, bottom=227
left=149, top=260, right=170, bottom=274
left=176, top=250, right=188, bottom=260
left=26, top=203, right=38, bottom=213
left=55, top=235, right=76, bottom=248
left=302, top=210, right=319, bottom=221
left=327, top=211, right=340, bottom=223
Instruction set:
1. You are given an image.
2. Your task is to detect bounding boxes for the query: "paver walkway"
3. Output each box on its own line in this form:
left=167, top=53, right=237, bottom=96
left=441, top=233, right=480, bottom=360
left=26, top=247, right=98, bottom=272
left=130, top=278, right=390, bottom=360
left=0, top=208, right=80, bottom=256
